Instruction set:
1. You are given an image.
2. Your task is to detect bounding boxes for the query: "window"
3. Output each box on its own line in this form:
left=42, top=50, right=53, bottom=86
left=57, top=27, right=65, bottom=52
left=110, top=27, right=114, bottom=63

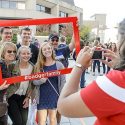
left=0, top=0, right=25, bottom=9
left=41, top=5, right=45, bottom=12
left=36, top=4, right=51, bottom=14
left=59, top=11, right=68, bottom=17
left=36, top=4, right=41, bottom=11
left=45, top=7, right=51, bottom=14
left=0, top=1, right=1, bottom=7
left=9, top=1, right=16, bottom=9
left=17, top=2, right=25, bottom=9
left=1, top=1, right=9, bottom=8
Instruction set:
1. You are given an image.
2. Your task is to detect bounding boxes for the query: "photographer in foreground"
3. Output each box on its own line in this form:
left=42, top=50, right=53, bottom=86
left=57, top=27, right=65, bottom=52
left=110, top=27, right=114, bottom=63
left=57, top=18, right=125, bottom=125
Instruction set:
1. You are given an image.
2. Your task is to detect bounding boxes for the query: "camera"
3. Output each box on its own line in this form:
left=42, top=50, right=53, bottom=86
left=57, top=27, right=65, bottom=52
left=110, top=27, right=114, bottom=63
left=92, top=48, right=104, bottom=60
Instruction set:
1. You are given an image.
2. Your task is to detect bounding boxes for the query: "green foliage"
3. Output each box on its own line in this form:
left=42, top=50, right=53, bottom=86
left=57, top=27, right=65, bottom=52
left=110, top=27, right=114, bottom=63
left=36, top=31, right=49, bottom=36
left=66, top=35, right=72, bottom=45
left=12, top=34, right=17, bottom=44
left=80, top=25, right=91, bottom=42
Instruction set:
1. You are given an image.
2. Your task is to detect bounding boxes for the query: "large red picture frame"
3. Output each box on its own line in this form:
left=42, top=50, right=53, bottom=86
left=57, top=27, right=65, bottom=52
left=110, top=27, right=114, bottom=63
left=0, top=17, right=80, bottom=84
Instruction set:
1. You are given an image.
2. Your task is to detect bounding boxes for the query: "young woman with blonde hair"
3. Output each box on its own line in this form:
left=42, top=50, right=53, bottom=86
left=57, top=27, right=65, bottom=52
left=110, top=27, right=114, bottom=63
left=33, top=42, right=66, bottom=125
left=8, top=46, right=34, bottom=125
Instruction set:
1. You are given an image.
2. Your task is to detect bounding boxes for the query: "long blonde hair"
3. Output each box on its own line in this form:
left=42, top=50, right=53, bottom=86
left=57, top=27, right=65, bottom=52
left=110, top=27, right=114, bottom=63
left=0, top=42, right=17, bottom=60
left=34, top=42, right=55, bottom=73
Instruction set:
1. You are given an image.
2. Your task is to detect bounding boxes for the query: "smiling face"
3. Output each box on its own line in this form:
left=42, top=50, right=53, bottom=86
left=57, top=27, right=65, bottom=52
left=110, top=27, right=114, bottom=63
left=50, top=37, right=59, bottom=49
left=42, top=43, right=53, bottom=58
left=18, top=47, right=31, bottom=63
left=4, top=46, right=16, bottom=62
left=21, top=30, right=31, bottom=43
left=1, top=28, right=13, bottom=42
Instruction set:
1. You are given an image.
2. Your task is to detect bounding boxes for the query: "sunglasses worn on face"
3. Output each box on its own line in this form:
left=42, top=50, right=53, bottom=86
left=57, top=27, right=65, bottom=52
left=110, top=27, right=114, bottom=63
left=51, top=39, right=58, bottom=42
left=3, top=32, right=12, bottom=35
left=7, top=50, right=16, bottom=54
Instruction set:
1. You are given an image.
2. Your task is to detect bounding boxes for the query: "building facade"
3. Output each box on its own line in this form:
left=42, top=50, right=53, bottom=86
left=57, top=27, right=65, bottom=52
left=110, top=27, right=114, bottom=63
left=0, top=0, right=83, bottom=32
left=83, top=14, right=107, bottom=43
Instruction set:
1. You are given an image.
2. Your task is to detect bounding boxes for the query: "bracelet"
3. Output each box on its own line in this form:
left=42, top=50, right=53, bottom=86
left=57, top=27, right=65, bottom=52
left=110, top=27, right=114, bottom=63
left=75, top=63, right=85, bottom=71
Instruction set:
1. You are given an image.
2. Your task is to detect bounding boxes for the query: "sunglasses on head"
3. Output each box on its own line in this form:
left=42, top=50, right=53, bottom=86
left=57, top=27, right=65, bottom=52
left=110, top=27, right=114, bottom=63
left=7, top=50, right=16, bottom=54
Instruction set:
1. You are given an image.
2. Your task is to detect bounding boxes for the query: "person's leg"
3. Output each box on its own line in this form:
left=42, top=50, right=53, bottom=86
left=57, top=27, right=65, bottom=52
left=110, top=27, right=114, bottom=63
left=102, top=63, right=105, bottom=74
left=56, top=111, right=61, bottom=125
left=38, top=109, right=47, bottom=125
left=96, top=60, right=100, bottom=74
left=80, top=70, right=86, bottom=88
left=93, top=60, right=96, bottom=75
left=107, top=66, right=110, bottom=73
left=48, top=109, right=57, bottom=125
left=8, top=94, right=22, bottom=125
left=0, top=115, right=7, bottom=125
left=19, top=95, right=28, bottom=125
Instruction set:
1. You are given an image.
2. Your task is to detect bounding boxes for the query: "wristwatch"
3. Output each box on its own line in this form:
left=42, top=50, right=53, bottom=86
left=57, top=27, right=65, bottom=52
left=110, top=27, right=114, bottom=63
left=75, top=63, right=85, bottom=71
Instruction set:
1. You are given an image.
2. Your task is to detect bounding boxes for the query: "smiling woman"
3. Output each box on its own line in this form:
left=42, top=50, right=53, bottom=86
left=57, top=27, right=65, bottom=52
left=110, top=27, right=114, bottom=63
left=7, top=45, right=34, bottom=125
left=0, top=42, right=17, bottom=125
left=33, top=42, right=66, bottom=125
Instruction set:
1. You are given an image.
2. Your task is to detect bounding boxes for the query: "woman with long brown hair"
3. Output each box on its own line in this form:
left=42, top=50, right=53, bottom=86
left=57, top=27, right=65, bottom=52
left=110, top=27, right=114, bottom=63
left=33, top=42, right=66, bottom=125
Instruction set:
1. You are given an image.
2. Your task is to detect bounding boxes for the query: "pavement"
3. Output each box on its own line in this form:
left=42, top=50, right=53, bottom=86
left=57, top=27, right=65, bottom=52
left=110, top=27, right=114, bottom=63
left=8, top=59, right=104, bottom=125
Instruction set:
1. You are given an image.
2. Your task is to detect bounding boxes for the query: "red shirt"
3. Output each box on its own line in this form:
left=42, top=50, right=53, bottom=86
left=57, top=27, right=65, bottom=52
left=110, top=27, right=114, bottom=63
left=80, top=70, right=125, bottom=125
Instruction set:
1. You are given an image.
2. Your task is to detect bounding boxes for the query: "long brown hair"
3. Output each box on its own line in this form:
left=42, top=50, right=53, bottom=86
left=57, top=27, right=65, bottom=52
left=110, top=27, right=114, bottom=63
left=114, top=19, right=125, bottom=71
left=34, top=42, right=55, bottom=73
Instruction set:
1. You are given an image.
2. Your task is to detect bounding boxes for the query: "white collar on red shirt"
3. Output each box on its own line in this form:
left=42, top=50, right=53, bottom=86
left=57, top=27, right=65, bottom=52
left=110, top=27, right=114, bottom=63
left=96, top=75, right=125, bottom=103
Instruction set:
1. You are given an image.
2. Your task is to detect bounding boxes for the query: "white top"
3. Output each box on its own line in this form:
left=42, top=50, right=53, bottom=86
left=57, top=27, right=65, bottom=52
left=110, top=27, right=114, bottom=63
left=15, top=64, right=33, bottom=96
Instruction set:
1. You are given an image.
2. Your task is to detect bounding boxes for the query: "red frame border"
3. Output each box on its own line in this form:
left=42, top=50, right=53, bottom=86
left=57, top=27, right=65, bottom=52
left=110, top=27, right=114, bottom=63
left=0, top=17, right=80, bottom=84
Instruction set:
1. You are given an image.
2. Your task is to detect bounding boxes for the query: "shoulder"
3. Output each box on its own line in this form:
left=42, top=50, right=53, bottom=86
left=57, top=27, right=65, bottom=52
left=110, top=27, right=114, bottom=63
left=106, top=70, right=125, bottom=87
left=30, top=43, right=39, bottom=49
left=28, top=61, right=34, bottom=67
left=16, top=43, right=21, bottom=48
left=57, top=45, right=69, bottom=51
left=56, top=61, right=64, bottom=68
left=8, top=61, right=18, bottom=68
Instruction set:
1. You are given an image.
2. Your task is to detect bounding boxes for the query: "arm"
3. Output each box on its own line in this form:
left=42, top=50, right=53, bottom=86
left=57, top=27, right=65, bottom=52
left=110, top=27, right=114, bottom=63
left=0, top=81, right=9, bottom=90
left=33, top=78, right=47, bottom=86
left=57, top=47, right=94, bottom=117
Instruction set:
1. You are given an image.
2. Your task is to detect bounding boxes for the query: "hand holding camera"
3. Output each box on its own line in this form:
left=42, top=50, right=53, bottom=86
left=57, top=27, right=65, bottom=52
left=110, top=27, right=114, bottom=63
left=100, top=49, right=118, bottom=68
left=92, top=47, right=105, bottom=60
left=76, top=46, right=93, bottom=69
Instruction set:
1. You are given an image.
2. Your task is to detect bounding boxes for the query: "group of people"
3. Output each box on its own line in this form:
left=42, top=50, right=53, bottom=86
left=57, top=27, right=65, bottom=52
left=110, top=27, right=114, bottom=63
left=0, top=18, right=125, bottom=125
left=0, top=26, right=75, bottom=125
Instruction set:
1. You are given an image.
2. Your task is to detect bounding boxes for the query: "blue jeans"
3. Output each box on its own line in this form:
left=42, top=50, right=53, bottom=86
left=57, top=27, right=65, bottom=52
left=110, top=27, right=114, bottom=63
left=93, top=60, right=100, bottom=73
left=80, top=70, right=86, bottom=88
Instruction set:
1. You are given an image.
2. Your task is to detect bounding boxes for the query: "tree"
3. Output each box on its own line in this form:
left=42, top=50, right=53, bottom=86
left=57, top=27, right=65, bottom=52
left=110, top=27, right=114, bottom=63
left=80, top=25, right=91, bottom=42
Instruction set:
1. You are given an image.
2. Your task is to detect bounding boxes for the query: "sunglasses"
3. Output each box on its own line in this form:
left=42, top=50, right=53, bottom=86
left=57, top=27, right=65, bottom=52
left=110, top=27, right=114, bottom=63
left=7, top=50, right=16, bottom=54
left=51, top=39, right=58, bottom=42
left=3, top=32, right=12, bottom=35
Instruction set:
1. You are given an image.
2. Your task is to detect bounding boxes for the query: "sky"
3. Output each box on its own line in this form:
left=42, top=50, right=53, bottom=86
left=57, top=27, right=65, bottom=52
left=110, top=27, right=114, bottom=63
left=74, top=0, right=125, bottom=42
left=74, top=0, right=125, bottom=28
